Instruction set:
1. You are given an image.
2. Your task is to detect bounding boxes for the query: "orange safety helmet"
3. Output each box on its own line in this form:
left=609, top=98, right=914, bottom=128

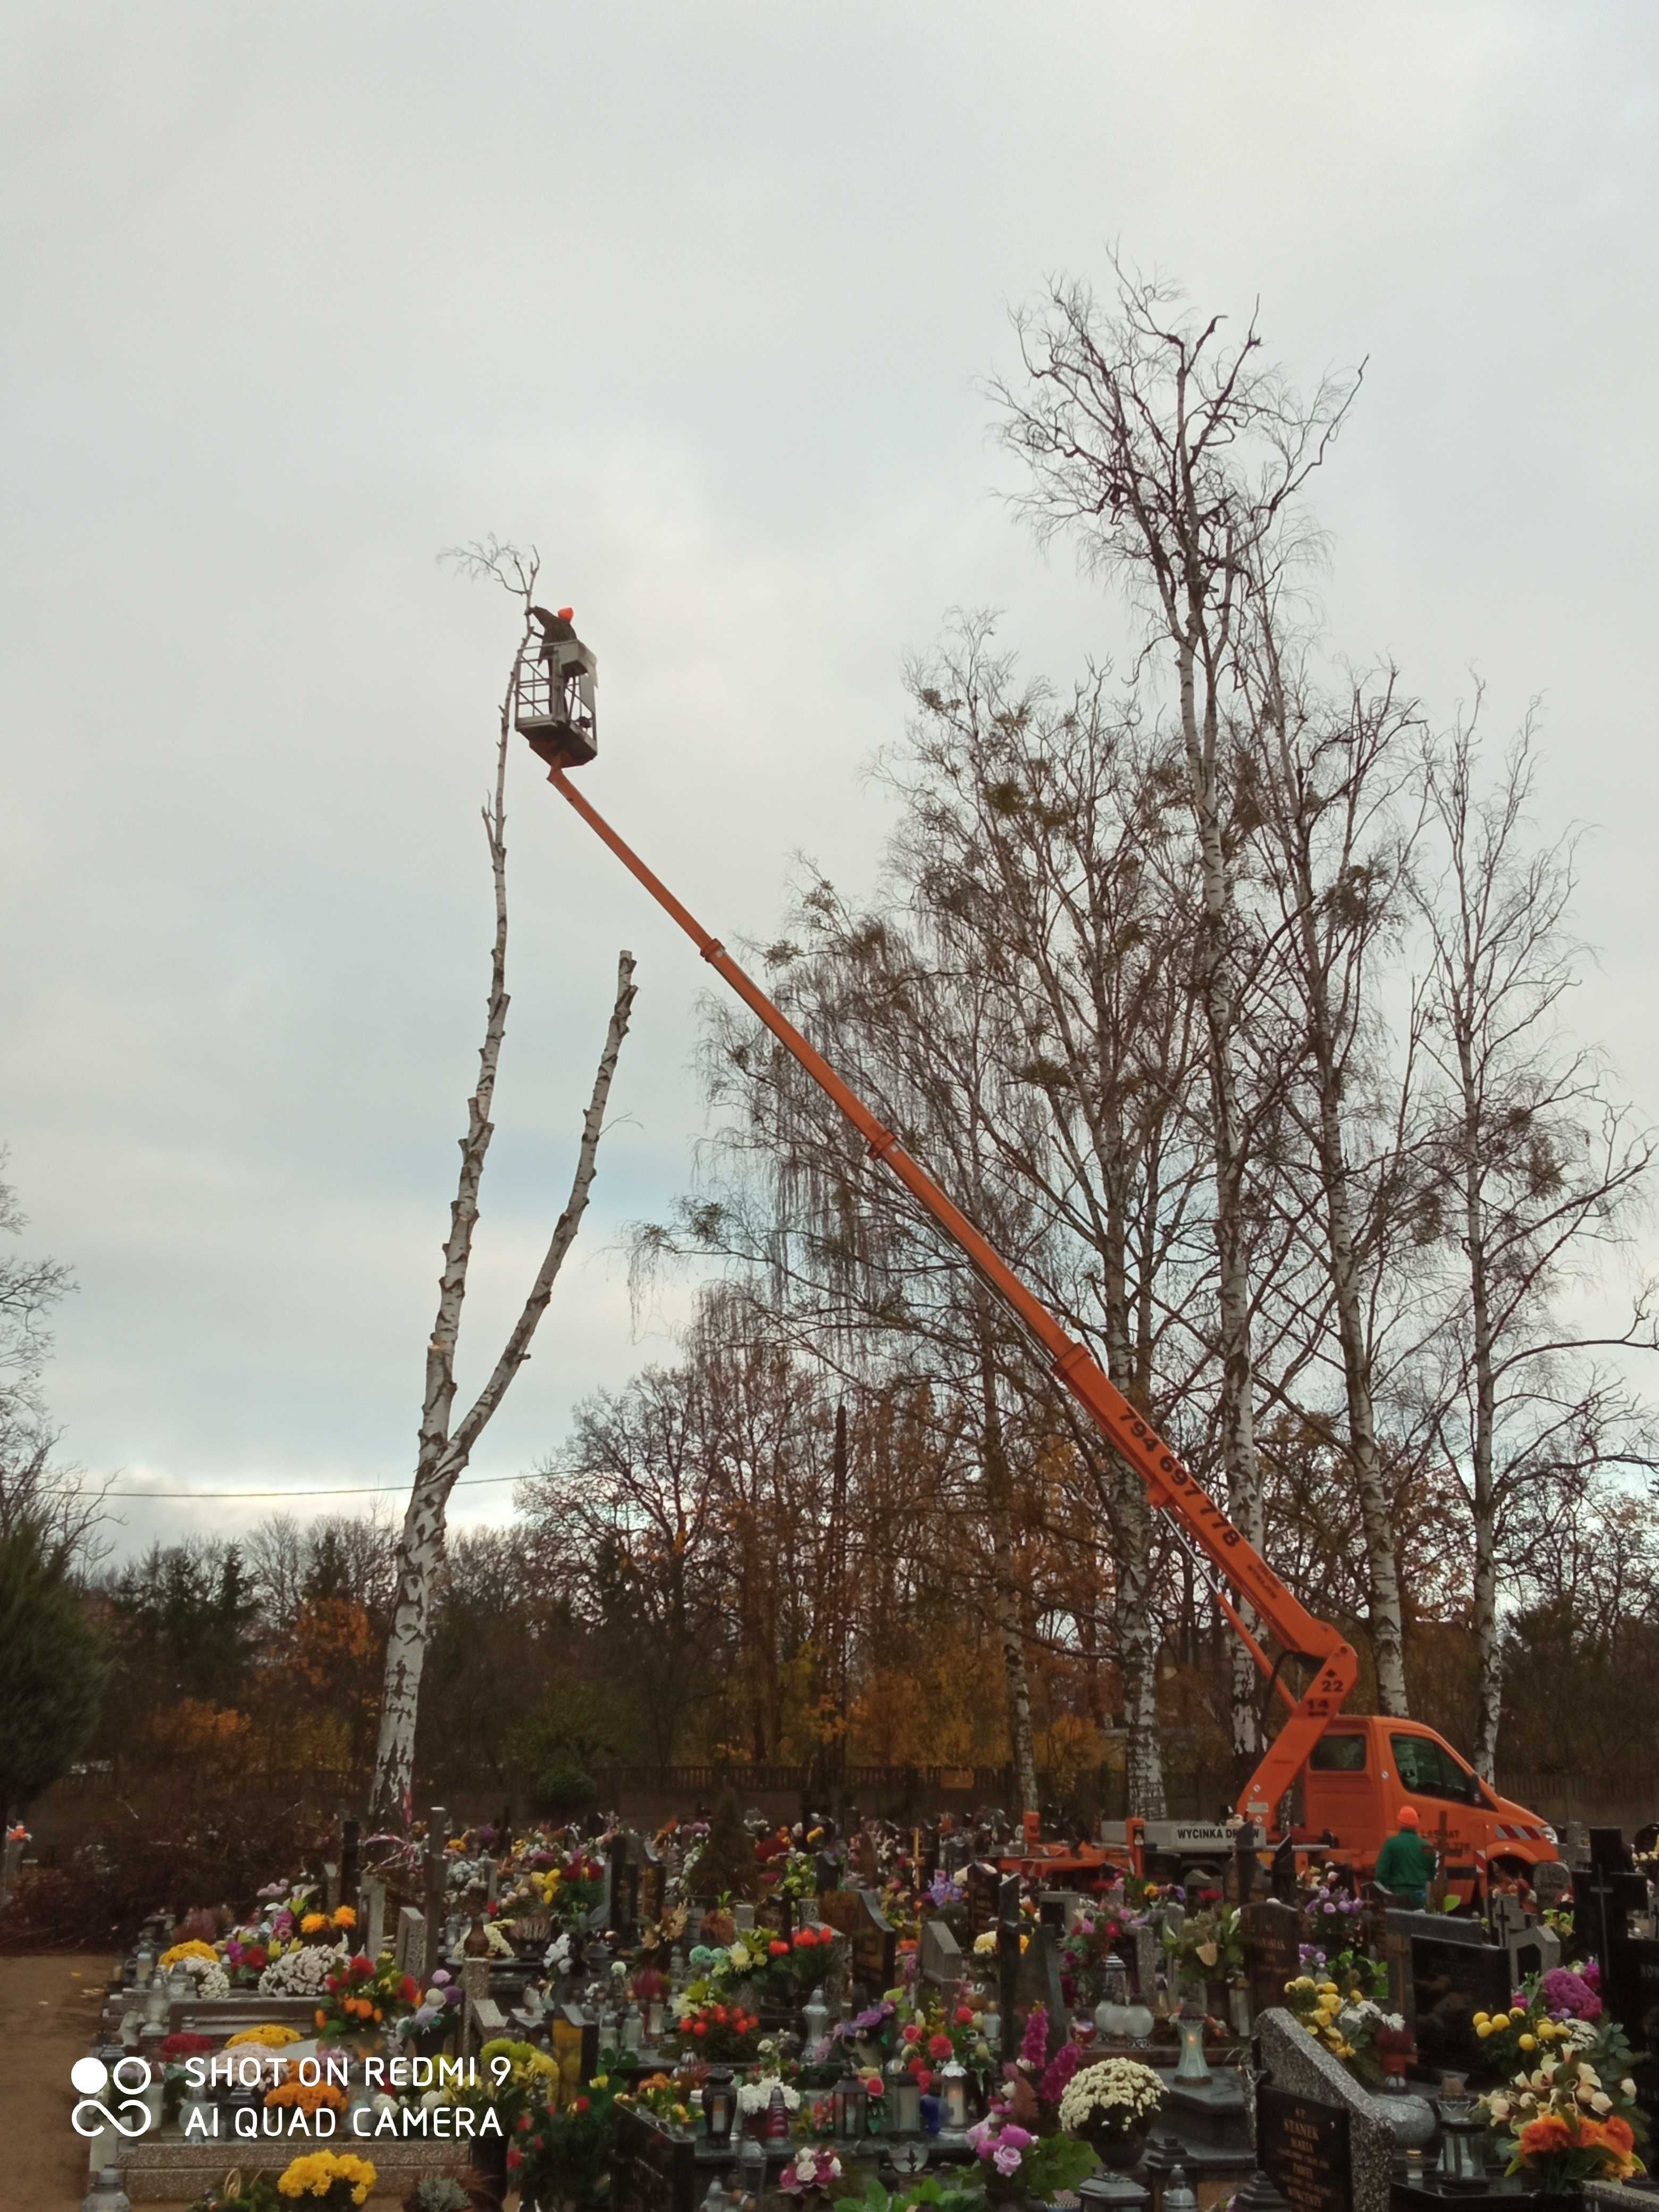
left=1397, top=1805, right=1420, bottom=1828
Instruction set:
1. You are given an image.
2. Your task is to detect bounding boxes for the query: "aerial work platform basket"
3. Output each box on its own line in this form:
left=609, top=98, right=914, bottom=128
left=515, top=606, right=598, bottom=768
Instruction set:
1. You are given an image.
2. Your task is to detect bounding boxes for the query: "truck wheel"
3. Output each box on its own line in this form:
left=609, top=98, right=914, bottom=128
left=1490, top=1855, right=1536, bottom=1888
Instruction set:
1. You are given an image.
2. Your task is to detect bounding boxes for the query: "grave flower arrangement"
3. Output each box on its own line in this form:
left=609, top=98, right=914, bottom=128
left=275, top=2150, right=378, bottom=2208
left=390, top=1967, right=463, bottom=2049
left=1161, top=1901, right=1244, bottom=1990
left=1056, top=2054, right=1166, bottom=2155
left=779, top=2147, right=843, bottom=2198
left=260, top=1941, right=348, bottom=1999
left=512, top=2068, right=621, bottom=2212
left=227, top=2024, right=303, bottom=2050
left=968, top=2106, right=1100, bottom=2203
left=160, top=1942, right=233, bottom=2000
left=614, top=2068, right=699, bottom=2129
left=312, top=1951, right=421, bottom=2041
left=674, top=1997, right=764, bottom=2059
left=1284, top=1976, right=1406, bottom=2085
left=1477, top=2021, right=1647, bottom=2191
left=746, top=1924, right=836, bottom=2001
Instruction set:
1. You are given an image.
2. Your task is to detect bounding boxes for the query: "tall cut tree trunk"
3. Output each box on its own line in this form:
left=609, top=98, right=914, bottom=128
left=370, top=562, right=638, bottom=1823
left=1458, top=1029, right=1502, bottom=1779
left=1263, top=696, right=1411, bottom=1717
left=1176, top=622, right=1265, bottom=1779
left=373, top=949, right=635, bottom=1821
left=979, top=1325, right=1038, bottom=1817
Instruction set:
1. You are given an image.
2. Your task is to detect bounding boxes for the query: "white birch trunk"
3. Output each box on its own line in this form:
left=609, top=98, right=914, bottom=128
left=372, top=949, right=636, bottom=1821
left=369, top=600, right=638, bottom=1822
left=1263, top=699, right=1411, bottom=1717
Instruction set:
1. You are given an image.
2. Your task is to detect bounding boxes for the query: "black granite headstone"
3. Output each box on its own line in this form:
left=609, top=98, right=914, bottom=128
left=1407, top=1936, right=1513, bottom=2072
left=1256, top=2082, right=1354, bottom=2212
left=1244, top=1899, right=1305, bottom=2020
left=611, top=2107, right=697, bottom=2212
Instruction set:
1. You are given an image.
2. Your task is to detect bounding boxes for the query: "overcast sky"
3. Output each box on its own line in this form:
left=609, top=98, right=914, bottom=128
left=3, top=2, right=1656, bottom=1561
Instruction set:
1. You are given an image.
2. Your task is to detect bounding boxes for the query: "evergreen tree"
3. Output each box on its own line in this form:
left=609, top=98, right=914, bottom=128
left=689, top=1788, right=758, bottom=1904
left=0, top=1516, right=107, bottom=1823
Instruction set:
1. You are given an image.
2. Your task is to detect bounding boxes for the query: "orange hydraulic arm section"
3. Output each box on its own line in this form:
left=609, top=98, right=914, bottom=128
left=538, top=760, right=1358, bottom=1826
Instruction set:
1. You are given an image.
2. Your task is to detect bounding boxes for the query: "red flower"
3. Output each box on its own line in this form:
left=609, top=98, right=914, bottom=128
left=507, top=2150, right=523, bottom=2171
left=575, top=2096, right=590, bottom=2114
left=692, top=2022, right=707, bottom=2038
left=1199, top=1888, right=1222, bottom=1905
left=713, top=2006, right=728, bottom=2025
left=399, top=1975, right=418, bottom=2003
left=769, top=1940, right=789, bottom=1958
left=928, top=2033, right=952, bottom=2060
left=517, top=2114, right=533, bottom=2132
left=913, top=2066, right=933, bottom=2092
left=351, top=1955, right=374, bottom=1979
left=954, top=2005, right=975, bottom=2026
left=794, top=1927, right=817, bottom=1947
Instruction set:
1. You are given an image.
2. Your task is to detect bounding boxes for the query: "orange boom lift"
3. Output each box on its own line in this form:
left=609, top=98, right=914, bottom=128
left=520, top=614, right=1558, bottom=1883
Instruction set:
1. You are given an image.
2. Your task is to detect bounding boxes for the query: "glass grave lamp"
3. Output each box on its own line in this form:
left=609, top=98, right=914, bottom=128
left=143, top=1970, right=169, bottom=2029
left=885, top=2053, right=921, bottom=2135
left=1079, top=2174, right=1150, bottom=2212
left=702, top=2064, right=737, bottom=2148
left=736, top=2130, right=767, bottom=2209
left=936, top=2057, right=970, bottom=2139
left=832, top=2068, right=867, bottom=2145
left=1436, top=2092, right=1486, bottom=2188
left=1141, top=2132, right=1187, bottom=2212
left=1172, top=2007, right=1210, bottom=2083
left=1094, top=1954, right=1132, bottom=2043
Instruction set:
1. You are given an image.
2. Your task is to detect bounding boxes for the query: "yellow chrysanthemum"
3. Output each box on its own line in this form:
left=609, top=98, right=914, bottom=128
left=160, top=1940, right=220, bottom=1967
left=227, top=2023, right=301, bottom=2048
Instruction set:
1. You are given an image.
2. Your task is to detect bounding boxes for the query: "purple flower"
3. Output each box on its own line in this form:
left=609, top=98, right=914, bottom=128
left=1540, top=1967, right=1602, bottom=2021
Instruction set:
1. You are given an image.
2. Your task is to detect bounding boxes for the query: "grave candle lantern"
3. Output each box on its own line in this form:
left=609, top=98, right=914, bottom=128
left=937, top=2058, right=969, bottom=2135
left=885, top=2054, right=921, bottom=2134
left=703, top=2064, right=737, bottom=2147
left=832, top=2069, right=866, bottom=2143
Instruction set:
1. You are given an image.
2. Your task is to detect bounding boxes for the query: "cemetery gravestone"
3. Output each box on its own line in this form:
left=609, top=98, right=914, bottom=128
left=1256, top=2084, right=1353, bottom=2212
left=1533, top=1859, right=1572, bottom=1911
left=361, top=1876, right=387, bottom=1963
left=611, top=2106, right=698, bottom=2212
left=920, top=1916, right=963, bottom=1994
left=610, top=1836, right=641, bottom=1941
left=395, top=1907, right=426, bottom=1987
left=1398, top=1922, right=1513, bottom=2073
left=1255, top=2008, right=1391, bottom=2212
left=1016, top=1923, right=1067, bottom=2064
left=339, top=1817, right=360, bottom=1912
left=1243, top=1900, right=1304, bottom=2023
left=965, top=1863, right=999, bottom=1941
left=639, top=1841, right=665, bottom=1932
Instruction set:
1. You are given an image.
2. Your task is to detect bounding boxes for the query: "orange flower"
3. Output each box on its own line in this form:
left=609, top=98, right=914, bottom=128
left=1605, top=2119, right=1636, bottom=2155
left=314, top=2008, right=326, bottom=2029
left=1520, top=2116, right=1573, bottom=2157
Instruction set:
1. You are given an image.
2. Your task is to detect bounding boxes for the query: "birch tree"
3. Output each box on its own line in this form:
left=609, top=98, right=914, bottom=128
left=1408, top=711, right=1656, bottom=1778
left=370, top=545, right=638, bottom=1823
left=1244, top=650, right=1428, bottom=1713
left=993, top=262, right=1359, bottom=1767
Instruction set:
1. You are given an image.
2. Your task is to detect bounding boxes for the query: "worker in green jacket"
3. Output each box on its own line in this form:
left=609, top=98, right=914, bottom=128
left=1374, top=1805, right=1437, bottom=1907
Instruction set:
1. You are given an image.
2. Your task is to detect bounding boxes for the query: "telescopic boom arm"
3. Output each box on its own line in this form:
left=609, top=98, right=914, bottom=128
left=538, top=759, right=1358, bottom=1825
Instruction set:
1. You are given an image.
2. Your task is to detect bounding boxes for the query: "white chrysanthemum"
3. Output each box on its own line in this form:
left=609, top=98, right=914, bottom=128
left=1058, top=2058, right=1166, bottom=2135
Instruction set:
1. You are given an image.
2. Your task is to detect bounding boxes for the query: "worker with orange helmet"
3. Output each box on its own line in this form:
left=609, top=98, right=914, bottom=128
left=1373, top=1805, right=1437, bottom=1907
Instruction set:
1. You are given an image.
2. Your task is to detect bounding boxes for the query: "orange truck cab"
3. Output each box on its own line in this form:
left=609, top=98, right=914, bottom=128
left=1288, top=1716, right=1558, bottom=1887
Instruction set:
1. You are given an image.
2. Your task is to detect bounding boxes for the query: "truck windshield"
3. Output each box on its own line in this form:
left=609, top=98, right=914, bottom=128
left=1391, top=1733, right=1481, bottom=1804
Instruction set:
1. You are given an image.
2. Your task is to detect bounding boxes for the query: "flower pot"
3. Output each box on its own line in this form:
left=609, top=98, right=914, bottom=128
left=1084, top=2117, right=1153, bottom=2170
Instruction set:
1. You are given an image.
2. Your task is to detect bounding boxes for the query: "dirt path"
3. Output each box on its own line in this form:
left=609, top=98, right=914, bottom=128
left=0, top=1950, right=119, bottom=2209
